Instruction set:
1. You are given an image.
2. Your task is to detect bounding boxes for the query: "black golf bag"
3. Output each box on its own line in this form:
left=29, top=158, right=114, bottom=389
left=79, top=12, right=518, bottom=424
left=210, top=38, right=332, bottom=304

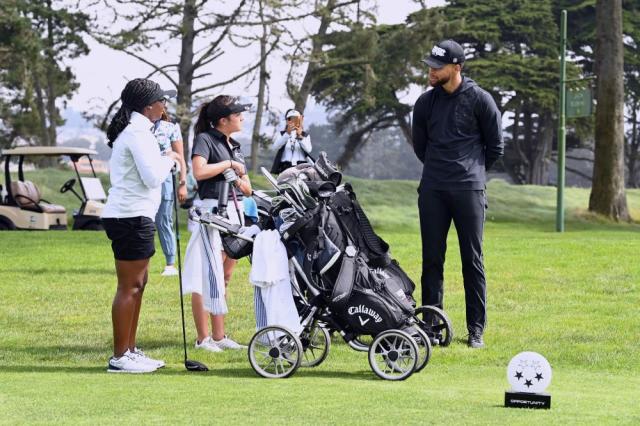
left=283, top=182, right=416, bottom=336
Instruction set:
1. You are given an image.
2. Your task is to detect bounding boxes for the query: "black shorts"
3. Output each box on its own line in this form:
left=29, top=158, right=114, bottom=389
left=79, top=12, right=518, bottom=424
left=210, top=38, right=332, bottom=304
left=102, top=216, right=156, bottom=261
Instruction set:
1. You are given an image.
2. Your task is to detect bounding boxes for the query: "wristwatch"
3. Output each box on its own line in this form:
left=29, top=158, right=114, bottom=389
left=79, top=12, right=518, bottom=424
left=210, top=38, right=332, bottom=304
left=179, top=180, right=186, bottom=186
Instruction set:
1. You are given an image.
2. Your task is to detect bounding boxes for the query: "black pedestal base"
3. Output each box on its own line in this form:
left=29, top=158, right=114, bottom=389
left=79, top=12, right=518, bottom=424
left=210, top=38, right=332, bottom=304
left=504, top=391, right=551, bottom=409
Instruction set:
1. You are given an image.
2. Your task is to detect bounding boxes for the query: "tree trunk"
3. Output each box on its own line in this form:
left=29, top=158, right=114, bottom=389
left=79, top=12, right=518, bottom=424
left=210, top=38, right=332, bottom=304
left=176, top=0, right=196, bottom=164
left=336, top=118, right=389, bottom=168
left=336, top=126, right=370, bottom=169
left=627, top=97, right=639, bottom=188
left=392, top=91, right=412, bottom=145
left=44, top=0, right=57, bottom=149
left=503, top=105, right=527, bottom=184
left=589, top=0, right=629, bottom=220
left=32, top=70, right=50, bottom=148
left=529, top=111, right=554, bottom=185
left=293, top=0, right=337, bottom=112
left=250, top=0, right=269, bottom=174
left=522, top=108, right=533, bottom=183
left=395, top=111, right=412, bottom=146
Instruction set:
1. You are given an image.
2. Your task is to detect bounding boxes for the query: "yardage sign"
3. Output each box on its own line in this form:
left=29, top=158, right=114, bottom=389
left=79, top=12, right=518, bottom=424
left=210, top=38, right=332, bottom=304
left=566, top=87, right=593, bottom=118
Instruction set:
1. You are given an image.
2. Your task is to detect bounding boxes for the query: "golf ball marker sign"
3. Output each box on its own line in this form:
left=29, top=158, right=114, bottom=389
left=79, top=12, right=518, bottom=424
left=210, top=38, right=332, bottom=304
left=505, top=352, right=552, bottom=409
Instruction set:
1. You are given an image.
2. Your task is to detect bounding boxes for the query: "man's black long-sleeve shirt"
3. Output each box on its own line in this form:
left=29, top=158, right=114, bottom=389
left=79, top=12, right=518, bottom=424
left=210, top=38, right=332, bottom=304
left=411, top=77, right=504, bottom=191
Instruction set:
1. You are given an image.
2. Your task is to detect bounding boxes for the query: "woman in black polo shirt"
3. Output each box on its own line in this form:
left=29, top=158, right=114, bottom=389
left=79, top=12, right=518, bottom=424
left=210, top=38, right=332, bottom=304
left=182, top=95, right=252, bottom=352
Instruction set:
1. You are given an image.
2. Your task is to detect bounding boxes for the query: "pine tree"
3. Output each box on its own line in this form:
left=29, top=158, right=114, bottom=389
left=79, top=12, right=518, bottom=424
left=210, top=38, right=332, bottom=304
left=0, top=0, right=88, bottom=155
left=445, top=0, right=567, bottom=185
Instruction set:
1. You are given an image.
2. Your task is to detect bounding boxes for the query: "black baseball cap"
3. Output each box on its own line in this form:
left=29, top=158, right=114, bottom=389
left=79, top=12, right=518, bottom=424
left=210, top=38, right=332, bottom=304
left=422, top=40, right=465, bottom=69
left=206, top=97, right=252, bottom=122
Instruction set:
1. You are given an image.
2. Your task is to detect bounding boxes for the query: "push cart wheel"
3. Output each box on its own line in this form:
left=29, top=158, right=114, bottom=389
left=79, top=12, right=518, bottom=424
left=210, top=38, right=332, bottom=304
left=406, top=325, right=432, bottom=372
left=368, top=329, right=418, bottom=381
left=299, top=324, right=331, bottom=368
left=248, top=326, right=303, bottom=379
left=414, top=305, right=453, bottom=347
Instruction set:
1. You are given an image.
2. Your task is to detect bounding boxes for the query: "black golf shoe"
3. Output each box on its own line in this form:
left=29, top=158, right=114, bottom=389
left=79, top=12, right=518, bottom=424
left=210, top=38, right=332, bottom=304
left=467, top=332, right=485, bottom=349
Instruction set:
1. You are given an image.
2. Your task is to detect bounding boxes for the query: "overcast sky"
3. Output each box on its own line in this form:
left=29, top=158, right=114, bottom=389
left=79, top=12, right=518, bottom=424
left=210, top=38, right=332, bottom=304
left=64, top=0, right=446, bottom=138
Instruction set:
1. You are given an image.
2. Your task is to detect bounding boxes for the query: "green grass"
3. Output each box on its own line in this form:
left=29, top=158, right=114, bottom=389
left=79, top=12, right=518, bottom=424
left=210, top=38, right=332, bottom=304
left=1, top=171, right=639, bottom=424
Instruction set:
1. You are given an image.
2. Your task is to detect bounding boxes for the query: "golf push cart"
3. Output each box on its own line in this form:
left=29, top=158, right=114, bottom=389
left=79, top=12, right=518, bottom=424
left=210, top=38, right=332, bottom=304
left=0, top=146, right=107, bottom=231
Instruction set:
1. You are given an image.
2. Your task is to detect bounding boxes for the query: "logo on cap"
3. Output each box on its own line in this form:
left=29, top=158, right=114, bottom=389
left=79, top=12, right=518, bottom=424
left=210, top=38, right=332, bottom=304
left=432, top=46, right=446, bottom=57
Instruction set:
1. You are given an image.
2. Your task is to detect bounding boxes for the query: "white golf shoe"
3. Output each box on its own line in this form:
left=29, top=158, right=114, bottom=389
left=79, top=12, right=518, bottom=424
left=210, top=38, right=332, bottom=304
left=195, top=336, right=222, bottom=353
left=161, top=265, right=179, bottom=276
left=107, top=350, right=157, bottom=374
left=131, top=347, right=165, bottom=368
left=214, top=335, right=247, bottom=350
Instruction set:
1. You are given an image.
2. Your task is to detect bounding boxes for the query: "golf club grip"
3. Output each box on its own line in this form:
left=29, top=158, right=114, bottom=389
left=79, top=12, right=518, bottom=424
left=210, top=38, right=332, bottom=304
left=218, top=182, right=229, bottom=215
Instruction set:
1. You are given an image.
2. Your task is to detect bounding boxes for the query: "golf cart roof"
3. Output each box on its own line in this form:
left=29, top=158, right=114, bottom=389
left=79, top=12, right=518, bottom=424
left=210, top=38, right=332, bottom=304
left=2, top=146, right=98, bottom=157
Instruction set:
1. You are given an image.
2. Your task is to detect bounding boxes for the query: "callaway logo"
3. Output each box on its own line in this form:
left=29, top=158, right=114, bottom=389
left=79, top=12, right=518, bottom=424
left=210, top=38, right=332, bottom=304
left=358, top=316, right=370, bottom=326
left=432, top=46, right=446, bottom=57
left=348, top=305, right=382, bottom=323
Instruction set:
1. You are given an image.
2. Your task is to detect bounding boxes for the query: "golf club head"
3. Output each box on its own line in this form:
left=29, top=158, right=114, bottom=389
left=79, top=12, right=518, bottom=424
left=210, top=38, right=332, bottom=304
left=185, top=359, right=209, bottom=371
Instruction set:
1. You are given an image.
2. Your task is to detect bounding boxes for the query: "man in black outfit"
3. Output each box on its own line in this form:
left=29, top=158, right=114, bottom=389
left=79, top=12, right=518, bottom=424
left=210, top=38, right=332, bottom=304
left=411, top=40, right=504, bottom=348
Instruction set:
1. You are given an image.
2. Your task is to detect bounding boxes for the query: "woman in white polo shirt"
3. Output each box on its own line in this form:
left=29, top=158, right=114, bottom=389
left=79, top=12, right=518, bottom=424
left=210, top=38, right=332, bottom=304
left=270, top=109, right=312, bottom=174
left=102, top=78, right=182, bottom=373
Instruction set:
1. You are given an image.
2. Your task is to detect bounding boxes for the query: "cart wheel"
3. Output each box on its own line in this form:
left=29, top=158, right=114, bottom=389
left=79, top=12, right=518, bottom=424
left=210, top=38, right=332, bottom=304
left=299, top=324, right=330, bottom=368
left=414, top=305, right=453, bottom=347
left=248, top=326, right=303, bottom=378
left=368, top=329, right=418, bottom=381
left=406, top=325, right=432, bottom=372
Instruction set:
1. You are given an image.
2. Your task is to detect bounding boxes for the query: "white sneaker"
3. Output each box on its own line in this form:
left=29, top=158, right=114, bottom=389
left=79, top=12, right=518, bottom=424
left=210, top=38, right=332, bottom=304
left=195, top=336, right=222, bottom=352
left=107, top=350, right=157, bottom=373
left=214, top=335, right=247, bottom=350
left=161, top=265, right=179, bottom=276
left=131, top=347, right=165, bottom=369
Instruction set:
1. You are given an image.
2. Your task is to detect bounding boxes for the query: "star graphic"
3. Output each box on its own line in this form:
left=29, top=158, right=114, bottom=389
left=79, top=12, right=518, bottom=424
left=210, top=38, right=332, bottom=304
left=514, top=371, right=523, bottom=380
left=535, top=373, right=543, bottom=381
left=525, top=379, right=533, bottom=388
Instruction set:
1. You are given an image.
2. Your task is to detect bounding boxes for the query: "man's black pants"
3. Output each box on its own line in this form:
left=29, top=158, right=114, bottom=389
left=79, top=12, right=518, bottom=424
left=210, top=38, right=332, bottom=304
left=418, top=189, right=487, bottom=335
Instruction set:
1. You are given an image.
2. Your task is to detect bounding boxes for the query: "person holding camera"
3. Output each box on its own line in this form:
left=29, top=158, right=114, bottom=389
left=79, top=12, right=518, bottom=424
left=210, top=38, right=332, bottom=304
left=153, top=109, right=188, bottom=277
left=182, top=95, right=252, bottom=352
left=270, top=109, right=312, bottom=174
left=102, top=78, right=182, bottom=373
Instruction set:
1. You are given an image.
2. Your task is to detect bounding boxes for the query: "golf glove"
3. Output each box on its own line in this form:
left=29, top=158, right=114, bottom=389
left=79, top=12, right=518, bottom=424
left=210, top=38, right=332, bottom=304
left=223, top=168, right=239, bottom=183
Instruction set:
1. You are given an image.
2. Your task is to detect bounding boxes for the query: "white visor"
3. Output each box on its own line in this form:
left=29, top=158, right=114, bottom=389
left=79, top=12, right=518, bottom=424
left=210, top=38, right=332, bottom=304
left=286, top=110, right=301, bottom=119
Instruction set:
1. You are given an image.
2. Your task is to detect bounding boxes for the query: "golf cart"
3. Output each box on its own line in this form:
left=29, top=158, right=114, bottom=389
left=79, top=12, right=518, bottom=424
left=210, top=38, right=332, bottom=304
left=0, top=146, right=107, bottom=231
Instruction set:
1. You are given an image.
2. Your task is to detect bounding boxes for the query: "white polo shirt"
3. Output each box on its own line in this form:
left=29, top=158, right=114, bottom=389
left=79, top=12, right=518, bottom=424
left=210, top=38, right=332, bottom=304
left=102, top=112, right=175, bottom=220
left=272, top=131, right=312, bottom=163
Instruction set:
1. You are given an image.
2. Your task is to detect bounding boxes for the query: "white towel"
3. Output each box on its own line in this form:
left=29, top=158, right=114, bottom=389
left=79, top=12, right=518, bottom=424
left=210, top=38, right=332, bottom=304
left=182, top=198, right=242, bottom=316
left=250, top=230, right=302, bottom=334
left=253, top=285, right=302, bottom=335
left=250, top=230, right=289, bottom=288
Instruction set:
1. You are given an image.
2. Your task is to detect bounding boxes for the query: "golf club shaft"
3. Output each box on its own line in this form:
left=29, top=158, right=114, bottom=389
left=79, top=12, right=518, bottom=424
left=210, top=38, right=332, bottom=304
left=230, top=184, right=244, bottom=227
left=171, top=171, right=189, bottom=363
left=204, top=222, right=254, bottom=242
